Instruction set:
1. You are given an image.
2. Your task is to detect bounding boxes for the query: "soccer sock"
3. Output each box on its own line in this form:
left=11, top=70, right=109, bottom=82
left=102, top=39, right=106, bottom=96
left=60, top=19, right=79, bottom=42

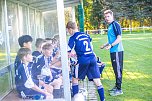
left=72, top=83, right=79, bottom=96
left=97, top=85, right=105, bottom=101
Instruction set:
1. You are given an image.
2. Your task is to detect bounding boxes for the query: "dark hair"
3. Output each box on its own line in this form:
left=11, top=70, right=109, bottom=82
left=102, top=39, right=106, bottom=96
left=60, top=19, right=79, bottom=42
left=18, top=35, right=33, bottom=47
left=17, top=47, right=31, bottom=60
left=35, top=38, right=45, bottom=48
left=53, top=35, right=59, bottom=40
left=45, top=37, right=52, bottom=41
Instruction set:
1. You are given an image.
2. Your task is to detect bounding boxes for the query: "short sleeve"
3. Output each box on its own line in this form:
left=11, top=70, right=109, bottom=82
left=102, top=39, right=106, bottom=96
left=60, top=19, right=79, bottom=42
left=68, top=37, right=75, bottom=52
left=113, top=21, right=122, bottom=36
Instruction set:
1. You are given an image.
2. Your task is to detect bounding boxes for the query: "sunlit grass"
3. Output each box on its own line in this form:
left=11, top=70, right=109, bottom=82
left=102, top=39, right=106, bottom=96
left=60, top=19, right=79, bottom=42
left=91, top=33, right=152, bottom=101
left=0, top=53, right=16, bottom=57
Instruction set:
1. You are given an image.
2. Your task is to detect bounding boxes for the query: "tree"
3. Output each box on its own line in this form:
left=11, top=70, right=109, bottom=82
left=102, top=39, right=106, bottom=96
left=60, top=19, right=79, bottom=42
left=80, top=0, right=152, bottom=30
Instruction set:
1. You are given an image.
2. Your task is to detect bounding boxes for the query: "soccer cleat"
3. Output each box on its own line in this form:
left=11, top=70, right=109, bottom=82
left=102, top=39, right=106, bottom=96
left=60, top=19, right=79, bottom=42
left=109, top=89, right=123, bottom=96
left=108, top=86, right=117, bottom=92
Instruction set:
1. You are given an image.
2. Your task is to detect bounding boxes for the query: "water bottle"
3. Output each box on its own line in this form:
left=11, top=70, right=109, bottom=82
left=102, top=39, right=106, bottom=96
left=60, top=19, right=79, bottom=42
left=34, top=95, right=41, bottom=100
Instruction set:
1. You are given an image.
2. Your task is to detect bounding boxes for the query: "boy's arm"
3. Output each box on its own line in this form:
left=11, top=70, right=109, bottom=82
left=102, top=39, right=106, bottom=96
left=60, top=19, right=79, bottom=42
left=31, top=84, right=50, bottom=96
left=110, top=35, right=122, bottom=46
left=100, top=43, right=109, bottom=49
left=105, top=35, right=122, bottom=50
left=24, top=76, right=50, bottom=96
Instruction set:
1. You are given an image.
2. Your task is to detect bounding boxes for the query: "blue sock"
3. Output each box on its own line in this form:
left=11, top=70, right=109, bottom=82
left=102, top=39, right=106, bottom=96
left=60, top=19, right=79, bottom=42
left=97, top=86, right=105, bottom=101
left=72, top=84, right=79, bottom=96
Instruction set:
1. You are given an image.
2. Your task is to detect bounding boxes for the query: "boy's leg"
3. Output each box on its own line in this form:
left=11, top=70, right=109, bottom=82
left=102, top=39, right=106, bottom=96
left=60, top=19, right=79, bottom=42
left=23, top=89, right=46, bottom=100
left=51, top=78, right=64, bottom=98
left=110, top=52, right=123, bottom=90
left=72, top=77, right=79, bottom=96
left=93, top=79, right=105, bottom=101
left=33, top=79, right=53, bottom=97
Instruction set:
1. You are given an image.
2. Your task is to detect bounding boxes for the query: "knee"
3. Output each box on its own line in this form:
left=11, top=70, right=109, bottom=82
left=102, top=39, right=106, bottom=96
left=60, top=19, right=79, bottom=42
left=93, top=79, right=102, bottom=87
left=72, top=78, right=79, bottom=84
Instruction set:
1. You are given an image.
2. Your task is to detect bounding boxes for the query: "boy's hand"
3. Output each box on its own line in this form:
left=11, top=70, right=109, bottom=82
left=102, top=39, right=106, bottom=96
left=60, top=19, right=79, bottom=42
left=44, top=91, right=51, bottom=96
left=100, top=45, right=104, bottom=49
left=100, top=43, right=109, bottom=49
left=105, top=44, right=111, bottom=50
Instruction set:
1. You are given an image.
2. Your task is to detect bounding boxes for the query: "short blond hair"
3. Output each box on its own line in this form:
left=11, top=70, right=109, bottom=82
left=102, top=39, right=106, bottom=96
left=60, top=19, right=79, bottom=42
left=104, top=10, right=113, bottom=16
left=17, top=48, right=31, bottom=60
left=42, top=43, right=53, bottom=50
left=66, top=21, right=77, bottom=30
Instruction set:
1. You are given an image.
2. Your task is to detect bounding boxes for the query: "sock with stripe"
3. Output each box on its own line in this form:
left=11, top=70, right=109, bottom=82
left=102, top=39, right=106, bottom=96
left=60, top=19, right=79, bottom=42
left=97, top=85, right=105, bottom=101
left=72, top=83, right=79, bottom=96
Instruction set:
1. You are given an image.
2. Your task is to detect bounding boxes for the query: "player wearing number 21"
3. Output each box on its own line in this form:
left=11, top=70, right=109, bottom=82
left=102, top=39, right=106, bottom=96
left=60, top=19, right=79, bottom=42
left=66, top=21, right=105, bottom=101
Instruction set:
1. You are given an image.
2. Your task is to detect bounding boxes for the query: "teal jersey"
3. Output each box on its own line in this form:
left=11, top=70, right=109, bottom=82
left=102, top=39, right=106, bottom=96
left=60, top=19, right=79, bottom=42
left=107, top=21, right=124, bottom=53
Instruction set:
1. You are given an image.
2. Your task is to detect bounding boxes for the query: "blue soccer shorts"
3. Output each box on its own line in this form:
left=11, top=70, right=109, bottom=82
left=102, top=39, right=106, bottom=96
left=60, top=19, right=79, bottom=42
left=73, top=56, right=100, bottom=80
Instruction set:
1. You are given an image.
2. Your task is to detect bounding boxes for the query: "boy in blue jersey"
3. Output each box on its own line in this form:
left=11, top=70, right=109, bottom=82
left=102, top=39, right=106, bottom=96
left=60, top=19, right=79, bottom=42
left=32, top=43, right=54, bottom=82
left=66, top=21, right=105, bottom=101
left=15, top=48, right=53, bottom=99
left=101, top=10, right=124, bottom=96
left=32, top=43, right=63, bottom=98
left=32, top=38, right=46, bottom=57
left=14, top=35, right=33, bottom=77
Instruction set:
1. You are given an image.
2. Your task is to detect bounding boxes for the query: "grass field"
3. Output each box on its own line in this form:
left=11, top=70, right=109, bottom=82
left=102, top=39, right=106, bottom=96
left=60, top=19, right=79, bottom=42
left=91, top=33, right=152, bottom=101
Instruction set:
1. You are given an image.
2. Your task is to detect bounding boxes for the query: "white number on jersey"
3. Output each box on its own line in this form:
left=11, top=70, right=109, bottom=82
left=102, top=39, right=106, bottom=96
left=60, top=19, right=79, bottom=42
left=83, top=41, right=91, bottom=51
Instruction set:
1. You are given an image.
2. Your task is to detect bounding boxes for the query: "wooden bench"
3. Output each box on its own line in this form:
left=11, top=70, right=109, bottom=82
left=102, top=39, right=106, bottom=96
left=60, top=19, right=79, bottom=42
left=2, top=90, right=27, bottom=101
left=2, top=89, right=65, bottom=101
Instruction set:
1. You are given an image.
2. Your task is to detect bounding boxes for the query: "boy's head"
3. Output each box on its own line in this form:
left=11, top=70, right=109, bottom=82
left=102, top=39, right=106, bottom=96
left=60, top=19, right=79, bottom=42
left=18, top=35, right=33, bottom=49
left=66, top=21, right=77, bottom=35
left=66, top=21, right=77, bottom=30
left=45, top=37, right=53, bottom=44
left=35, top=38, right=46, bottom=48
left=53, top=35, right=59, bottom=40
left=42, top=43, right=53, bottom=57
left=17, top=47, right=33, bottom=62
left=104, top=10, right=114, bottom=24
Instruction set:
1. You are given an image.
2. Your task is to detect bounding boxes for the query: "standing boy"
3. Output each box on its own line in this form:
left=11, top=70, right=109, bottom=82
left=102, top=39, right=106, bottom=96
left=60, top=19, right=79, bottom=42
left=67, top=21, right=105, bottom=101
left=101, top=10, right=124, bottom=96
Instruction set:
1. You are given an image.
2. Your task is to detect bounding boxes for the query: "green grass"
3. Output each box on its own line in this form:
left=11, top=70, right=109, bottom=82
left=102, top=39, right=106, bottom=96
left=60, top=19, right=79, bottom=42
left=91, top=33, right=152, bottom=101
left=123, top=30, right=152, bottom=34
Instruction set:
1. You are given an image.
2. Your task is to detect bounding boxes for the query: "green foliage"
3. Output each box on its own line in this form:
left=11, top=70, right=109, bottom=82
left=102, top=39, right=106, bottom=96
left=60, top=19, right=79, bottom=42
left=81, top=0, right=152, bottom=30
left=83, top=0, right=93, bottom=30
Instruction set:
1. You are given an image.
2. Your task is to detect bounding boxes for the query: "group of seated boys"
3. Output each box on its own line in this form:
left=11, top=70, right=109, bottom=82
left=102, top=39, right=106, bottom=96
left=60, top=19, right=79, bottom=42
left=14, top=35, right=63, bottom=100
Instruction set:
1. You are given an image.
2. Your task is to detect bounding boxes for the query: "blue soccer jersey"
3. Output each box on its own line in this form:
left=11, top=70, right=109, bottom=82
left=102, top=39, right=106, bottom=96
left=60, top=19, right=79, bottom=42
left=68, top=32, right=100, bottom=80
left=32, top=51, right=42, bottom=57
left=107, top=21, right=124, bottom=53
left=14, top=56, right=21, bottom=74
left=31, top=55, right=52, bottom=79
left=68, top=32, right=95, bottom=63
left=15, top=63, right=45, bottom=99
left=31, top=55, right=55, bottom=84
left=14, top=56, right=33, bottom=74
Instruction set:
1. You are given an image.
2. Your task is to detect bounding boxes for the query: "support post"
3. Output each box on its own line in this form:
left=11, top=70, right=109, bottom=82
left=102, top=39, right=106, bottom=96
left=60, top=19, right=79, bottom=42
left=78, top=0, right=84, bottom=32
left=56, top=0, right=71, bottom=101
